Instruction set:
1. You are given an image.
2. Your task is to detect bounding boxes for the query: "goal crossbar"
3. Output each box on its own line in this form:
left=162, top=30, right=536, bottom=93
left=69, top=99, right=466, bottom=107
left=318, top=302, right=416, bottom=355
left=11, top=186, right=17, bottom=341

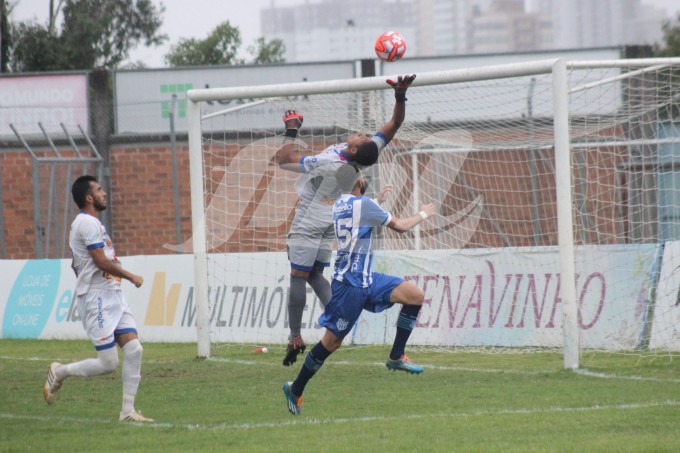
left=187, top=58, right=680, bottom=104
left=187, top=59, right=561, bottom=103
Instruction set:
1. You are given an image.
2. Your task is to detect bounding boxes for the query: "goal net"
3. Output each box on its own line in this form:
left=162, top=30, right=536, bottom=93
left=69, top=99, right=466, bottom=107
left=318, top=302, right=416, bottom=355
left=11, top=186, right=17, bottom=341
left=185, top=58, right=680, bottom=367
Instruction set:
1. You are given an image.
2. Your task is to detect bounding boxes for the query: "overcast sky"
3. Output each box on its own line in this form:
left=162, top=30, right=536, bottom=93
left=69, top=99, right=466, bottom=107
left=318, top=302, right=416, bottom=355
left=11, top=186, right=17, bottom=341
left=9, top=0, right=309, bottom=67
left=9, top=0, right=680, bottom=68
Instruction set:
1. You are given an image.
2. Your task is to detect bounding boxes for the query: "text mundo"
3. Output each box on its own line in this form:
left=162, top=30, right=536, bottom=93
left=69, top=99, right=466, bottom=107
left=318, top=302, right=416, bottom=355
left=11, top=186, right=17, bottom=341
left=0, top=88, right=76, bottom=105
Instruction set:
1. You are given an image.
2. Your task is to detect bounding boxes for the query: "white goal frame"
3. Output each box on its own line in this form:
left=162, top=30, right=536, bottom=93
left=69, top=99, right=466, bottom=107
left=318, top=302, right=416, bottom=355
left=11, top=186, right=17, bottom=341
left=186, top=57, right=680, bottom=368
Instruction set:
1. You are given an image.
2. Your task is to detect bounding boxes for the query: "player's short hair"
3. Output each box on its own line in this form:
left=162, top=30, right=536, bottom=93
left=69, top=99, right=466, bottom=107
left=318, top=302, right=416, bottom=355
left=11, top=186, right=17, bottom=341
left=72, top=175, right=98, bottom=209
left=354, top=141, right=379, bottom=166
left=336, top=163, right=362, bottom=193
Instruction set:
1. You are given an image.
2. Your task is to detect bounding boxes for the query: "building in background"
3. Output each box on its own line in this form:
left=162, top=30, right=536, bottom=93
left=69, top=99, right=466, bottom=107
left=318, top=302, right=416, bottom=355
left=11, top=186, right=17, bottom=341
left=470, top=0, right=553, bottom=53
left=541, top=0, right=667, bottom=49
left=414, top=0, right=475, bottom=56
left=261, top=0, right=416, bottom=62
left=262, top=0, right=671, bottom=62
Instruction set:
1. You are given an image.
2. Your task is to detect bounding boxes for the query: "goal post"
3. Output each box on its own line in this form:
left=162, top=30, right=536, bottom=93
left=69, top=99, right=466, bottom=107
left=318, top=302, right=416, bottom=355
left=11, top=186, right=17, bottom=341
left=187, top=97, right=212, bottom=358
left=552, top=59, right=579, bottom=370
left=185, top=57, right=680, bottom=368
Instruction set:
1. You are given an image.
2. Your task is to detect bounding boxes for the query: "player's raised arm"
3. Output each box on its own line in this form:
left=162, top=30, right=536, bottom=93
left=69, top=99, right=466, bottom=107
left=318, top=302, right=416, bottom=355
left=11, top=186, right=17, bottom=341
left=274, top=110, right=307, bottom=172
left=387, top=202, right=435, bottom=234
left=378, top=74, right=416, bottom=143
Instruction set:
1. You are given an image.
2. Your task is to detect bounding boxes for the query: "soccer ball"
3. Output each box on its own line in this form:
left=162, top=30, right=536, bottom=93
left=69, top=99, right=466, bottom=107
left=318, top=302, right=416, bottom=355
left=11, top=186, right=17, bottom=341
left=374, top=31, right=406, bottom=62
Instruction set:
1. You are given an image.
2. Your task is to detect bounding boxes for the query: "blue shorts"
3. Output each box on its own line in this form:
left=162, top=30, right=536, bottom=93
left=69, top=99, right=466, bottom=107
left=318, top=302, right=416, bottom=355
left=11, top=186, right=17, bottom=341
left=318, top=272, right=404, bottom=338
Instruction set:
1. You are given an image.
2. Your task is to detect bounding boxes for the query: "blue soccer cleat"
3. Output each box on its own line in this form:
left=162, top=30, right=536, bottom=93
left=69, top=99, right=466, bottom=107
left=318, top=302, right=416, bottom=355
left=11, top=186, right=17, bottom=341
left=282, top=381, right=302, bottom=415
left=386, top=355, right=424, bottom=374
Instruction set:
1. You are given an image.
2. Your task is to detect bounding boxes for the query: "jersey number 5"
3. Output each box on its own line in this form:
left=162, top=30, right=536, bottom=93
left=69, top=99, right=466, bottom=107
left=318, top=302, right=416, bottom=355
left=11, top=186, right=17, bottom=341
left=335, top=217, right=353, bottom=249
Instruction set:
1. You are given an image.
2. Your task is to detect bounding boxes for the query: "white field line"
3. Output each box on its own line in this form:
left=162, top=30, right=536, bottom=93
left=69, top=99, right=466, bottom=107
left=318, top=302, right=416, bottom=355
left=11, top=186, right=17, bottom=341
left=209, top=357, right=680, bottom=383
left=208, top=355, right=551, bottom=375
left=4, top=355, right=680, bottom=383
left=4, top=354, right=537, bottom=373
left=575, top=368, right=680, bottom=383
left=1, top=400, right=679, bottom=431
left=0, top=356, right=52, bottom=361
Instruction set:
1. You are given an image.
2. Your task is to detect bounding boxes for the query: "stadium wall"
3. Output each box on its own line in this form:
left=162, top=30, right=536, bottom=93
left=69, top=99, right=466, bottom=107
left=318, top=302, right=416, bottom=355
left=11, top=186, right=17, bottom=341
left=0, top=141, right=193, bottom=258
left=0, top=46, right=625, bottom=260
left=1, top=243, right=679, bottom=350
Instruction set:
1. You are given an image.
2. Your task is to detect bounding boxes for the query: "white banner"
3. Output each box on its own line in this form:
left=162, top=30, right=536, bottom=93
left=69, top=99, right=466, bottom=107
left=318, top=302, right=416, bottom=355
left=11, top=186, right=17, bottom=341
left=114, top=62, right=356, bottom=134
left=382, top=48, right=624, bottom=124
left=0, top=74, right=89, bottom=137
left=0, top=243, right=662, bottom=350
left=370, top=246, right=656, bottom=349
left=649, top=241, right=680, bottom=350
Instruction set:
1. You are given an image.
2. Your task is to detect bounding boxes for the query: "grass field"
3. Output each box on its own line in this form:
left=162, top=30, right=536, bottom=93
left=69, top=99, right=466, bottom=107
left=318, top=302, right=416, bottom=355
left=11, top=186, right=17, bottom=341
left=1, top=339, right=680, bottom=452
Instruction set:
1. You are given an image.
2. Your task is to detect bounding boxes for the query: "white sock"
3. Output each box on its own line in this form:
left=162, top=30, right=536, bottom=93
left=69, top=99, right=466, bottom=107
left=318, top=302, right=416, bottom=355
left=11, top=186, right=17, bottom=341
left=122, top=393, right=135, bottom=415
left=121, top=339, right=143, bottom=414
left=63, top=347, right=118, bottom=378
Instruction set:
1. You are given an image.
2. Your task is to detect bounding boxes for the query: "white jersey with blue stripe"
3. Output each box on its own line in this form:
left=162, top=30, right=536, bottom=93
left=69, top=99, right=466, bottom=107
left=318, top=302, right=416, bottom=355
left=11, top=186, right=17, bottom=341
left=332, top=193, right=392, bottom=288
left=69, top=212, right=121, bottom=296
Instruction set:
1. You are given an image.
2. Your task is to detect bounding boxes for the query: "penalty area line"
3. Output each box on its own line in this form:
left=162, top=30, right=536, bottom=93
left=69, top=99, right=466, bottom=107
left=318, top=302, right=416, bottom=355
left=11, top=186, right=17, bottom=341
left=2, top=400, right=679, bottom=432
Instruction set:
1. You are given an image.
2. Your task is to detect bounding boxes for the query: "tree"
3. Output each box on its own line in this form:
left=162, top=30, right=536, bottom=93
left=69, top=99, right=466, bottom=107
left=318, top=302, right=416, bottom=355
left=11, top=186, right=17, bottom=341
left=10, top=22, right=65, bottom=71
left=165, top=21, right=242, bottom=66
left=655, top=12, right=680, bottom=57
left=654, top=12, right=680, bottom=120
left=9, top=0, right=167, bottom=71
left=1, top=0, right=10, bottom=72
left=248, top=37, right=286, bottom=64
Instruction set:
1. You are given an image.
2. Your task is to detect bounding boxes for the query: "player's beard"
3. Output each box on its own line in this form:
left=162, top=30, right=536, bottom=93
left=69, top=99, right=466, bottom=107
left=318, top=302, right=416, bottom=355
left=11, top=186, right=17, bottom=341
left=94, top=199, right=107, bottom=212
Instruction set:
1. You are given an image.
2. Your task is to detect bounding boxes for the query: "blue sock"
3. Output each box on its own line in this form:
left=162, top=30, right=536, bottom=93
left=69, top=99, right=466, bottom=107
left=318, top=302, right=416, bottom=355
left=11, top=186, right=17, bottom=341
left=291, top=342, right=331, bottom=396
left=389, top=304, right=421, bottom=360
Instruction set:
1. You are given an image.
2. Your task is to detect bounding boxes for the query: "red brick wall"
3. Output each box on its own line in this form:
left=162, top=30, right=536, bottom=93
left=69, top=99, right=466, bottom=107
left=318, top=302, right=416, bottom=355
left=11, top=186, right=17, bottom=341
left=109, top=142, right=192, bottom=256
left=0, top=142, right=194, bottom=259
left=0, top=134, right=629, bottom=259
left=1, top=151, right=37, bottom=258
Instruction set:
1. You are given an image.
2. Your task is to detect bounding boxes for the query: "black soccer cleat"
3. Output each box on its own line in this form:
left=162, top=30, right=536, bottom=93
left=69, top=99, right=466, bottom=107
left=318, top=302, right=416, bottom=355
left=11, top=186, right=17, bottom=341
left=282, top=335, right=306, bottom=366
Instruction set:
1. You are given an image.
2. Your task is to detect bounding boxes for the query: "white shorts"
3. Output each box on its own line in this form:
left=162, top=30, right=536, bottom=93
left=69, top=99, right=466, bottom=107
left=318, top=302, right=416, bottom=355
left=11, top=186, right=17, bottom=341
left=77, top=289, right=137, bottom=350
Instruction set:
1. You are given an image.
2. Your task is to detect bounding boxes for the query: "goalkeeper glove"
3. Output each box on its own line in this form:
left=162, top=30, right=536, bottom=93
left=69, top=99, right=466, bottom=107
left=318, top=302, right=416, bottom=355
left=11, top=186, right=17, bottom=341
left=283, top=110, right=303, bottom=139
left=386, top=74, right=416, bottom=102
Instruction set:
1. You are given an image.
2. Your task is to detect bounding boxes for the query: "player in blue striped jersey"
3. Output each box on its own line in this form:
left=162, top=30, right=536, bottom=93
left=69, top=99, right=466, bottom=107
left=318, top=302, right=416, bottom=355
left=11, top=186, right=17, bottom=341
left=274, top=75, right=416, bottom=367
left=283, top=164, right=435, bottom=415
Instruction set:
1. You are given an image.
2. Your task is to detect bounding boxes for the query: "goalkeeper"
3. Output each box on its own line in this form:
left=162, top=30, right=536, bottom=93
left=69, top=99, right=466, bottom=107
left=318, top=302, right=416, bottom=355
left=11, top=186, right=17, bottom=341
left=274, top=74, right=416, bottom=366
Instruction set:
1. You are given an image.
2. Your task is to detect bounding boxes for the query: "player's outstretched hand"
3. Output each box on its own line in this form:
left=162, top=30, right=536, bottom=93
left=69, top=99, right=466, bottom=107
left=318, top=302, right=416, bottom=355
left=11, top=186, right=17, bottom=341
left=386, top=74, right=416, bottom=102
left=376, top=184, right=394, bottom=204
left=419, top=203, right=436, bottom=219
left=283, top=110, right=303, bottom=131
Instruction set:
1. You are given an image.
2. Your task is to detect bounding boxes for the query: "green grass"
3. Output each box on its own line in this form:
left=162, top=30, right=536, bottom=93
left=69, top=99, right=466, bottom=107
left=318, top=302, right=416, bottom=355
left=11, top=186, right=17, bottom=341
left=2, top=339, right=680, bottom=452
